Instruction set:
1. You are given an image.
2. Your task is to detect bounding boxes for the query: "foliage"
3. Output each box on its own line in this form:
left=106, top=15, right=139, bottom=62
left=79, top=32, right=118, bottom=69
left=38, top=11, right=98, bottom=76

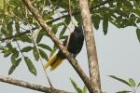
left=110, top=75, right=140, bottom=93
left=0, top=0, right=140, bottom=75
left=70, top=78, right=87, bottom=93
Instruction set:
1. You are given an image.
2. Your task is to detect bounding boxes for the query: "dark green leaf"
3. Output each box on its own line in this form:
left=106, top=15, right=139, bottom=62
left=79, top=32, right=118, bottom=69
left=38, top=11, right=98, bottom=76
left=39, top=48, right=48, bottom=61
left=109, top=75, right=131, bottom=87
left=70, top=78, right=82, bottom=93
left=3, top=50, right=11, bottom=57
left=136, top=28, right=140, bottom=42
left=129, top=78, right=136, bottom=87
left=15, top=21, right=20, bottom=33
left=60, top=26, right=67, bottom=36
left=7, top=43, right=13, bottom=50
left=15, top=35, right=31, bottom=43
left=24, top=57, right=37, bottom=75
left=59, top=35, right=68, bottom=40
left=8, top=58, right=21, bottom=75
left=33, top=46, right=39, bottom=61
left=21, top=46, right=32, bottom=52
left=38, top=44, right=52, bottom=51
left=92, top=14, right=101, bottom=30
left=7, top=21, right=13, bottom=36
left=8, top=65, right=16, bottom=75
left=103, top=14, right=109, bottom=35
left=11, top=52, right=19, bottom=63
left=36, top=31, right=44, bottom=43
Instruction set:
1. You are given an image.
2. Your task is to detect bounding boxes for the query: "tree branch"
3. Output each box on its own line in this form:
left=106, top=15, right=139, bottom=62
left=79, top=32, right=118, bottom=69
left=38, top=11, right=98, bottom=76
left=0, top=75, right=70, bottom=93
left=21, top=0, right=95, bottom=92
left=78, top=0, right=101, bottom=93
left=0, top=0, right=115, bottom=42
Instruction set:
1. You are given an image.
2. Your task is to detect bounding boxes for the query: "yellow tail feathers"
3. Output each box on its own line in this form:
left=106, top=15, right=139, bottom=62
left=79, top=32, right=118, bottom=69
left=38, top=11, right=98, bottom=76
left=44, top=55, right=64, bottom=71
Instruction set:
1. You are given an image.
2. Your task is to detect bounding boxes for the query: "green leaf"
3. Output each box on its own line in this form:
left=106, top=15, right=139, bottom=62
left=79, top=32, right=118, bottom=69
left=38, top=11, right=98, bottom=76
left=24, top=57, right=37, bottom=76
left=59, top=35, right=68, bottom=40
left=15, top=21, right=20, bottom=33
left=70, top=78, right=82, bottom=93
left=39, top=48, right=48, bottom=61
left=7, top=21, right=13, bottom=36
left=21, top=46, right=32, bottom=52
left=36, top=31, right=44, bottom=43
left=15, top=35, right=31, bottom=43
left=103, top=14, right=109, bottom=35
left=8, top=65, right=16, bottom=75
left=92, top=14, right=101, bottom=30
left=11, top=52, right=19, bottom=63
left=8, top=58, right=21, bottom=75
left=33, top=46, right=39, bottom=61
left=109, top=75, right=131, bottom=87
left=3, top=50, right=11, bottom=57
left=129, top=78, right=136, bottom=87
left=60, top=26, right=67, bottom=36
left=136, top=28, right=140, bottom=42
left=38, top=44, right=52, bottom=52
left=137, top=82, right=140, bottom=87
left=0, top=0, right=4, bottom=10
left=82, top=86, right=87, bottom=93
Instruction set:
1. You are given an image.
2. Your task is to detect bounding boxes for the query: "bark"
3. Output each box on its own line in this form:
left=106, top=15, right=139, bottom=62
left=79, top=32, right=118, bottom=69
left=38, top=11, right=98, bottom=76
left=78, top=0, right=101, bottom=93
left=0, top=75, right=69, bottom=93
left=22, top=0, right=94, bottom=92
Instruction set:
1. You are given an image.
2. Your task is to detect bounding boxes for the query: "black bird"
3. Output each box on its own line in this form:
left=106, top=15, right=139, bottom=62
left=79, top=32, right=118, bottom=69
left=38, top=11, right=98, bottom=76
left=44, top=26, right=84, bottom=71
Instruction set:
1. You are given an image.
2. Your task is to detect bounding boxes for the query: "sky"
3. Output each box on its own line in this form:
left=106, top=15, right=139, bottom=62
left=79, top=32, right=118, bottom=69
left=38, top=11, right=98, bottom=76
left=0, top=23, right=140, bottom=93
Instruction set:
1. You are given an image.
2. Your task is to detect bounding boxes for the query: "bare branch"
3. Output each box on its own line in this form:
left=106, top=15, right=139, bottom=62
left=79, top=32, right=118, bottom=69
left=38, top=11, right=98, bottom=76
left=0, top=75, right=70, bottom=93
left=78, top=0, right=101, bottom=93
left=0, top=0, right=115, bottom=42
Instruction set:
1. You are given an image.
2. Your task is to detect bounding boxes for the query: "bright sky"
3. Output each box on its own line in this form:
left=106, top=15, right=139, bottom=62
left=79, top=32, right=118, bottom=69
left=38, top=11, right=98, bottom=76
left=0, top=23, right=140, bottom=93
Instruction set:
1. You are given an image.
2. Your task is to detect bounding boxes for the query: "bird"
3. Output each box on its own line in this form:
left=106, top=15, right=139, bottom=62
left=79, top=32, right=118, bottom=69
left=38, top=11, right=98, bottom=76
left=44, top=25, right=84, bottom=71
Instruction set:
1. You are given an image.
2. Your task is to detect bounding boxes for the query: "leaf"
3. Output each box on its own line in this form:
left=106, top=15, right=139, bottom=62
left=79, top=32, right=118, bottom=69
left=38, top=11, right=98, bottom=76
left=59, top=35, right=68, bottom=40
left=33, top=46, right=39, bottom=61
left=15, top=35, right=31, bottom=43
left=39, top=48, right=48, bottom=61
left=70, top=78, right=82, bottom=93
left=21, top=46, right=32, bottom=52
left=38, top=44, right=52, bottom=52
left=109, top=75, right=131, bottom=87
left=103, top=14, right=109, bottom=35
left=137, top=82, right=140, bottom=87
left=82, top=86, right=87, bottom=93
left=129, top=78, right=136, bottom=87
left=0, top=0, right=4, bottom=10
left=36, top=31, right=44, bottom=43
left=60, top=26, right=67, bottom=36
left=15, top=21, right=20, bottom=33
left=11, top=52, right=19, bottom=63
left=92, top=14, right=101, bottom=30
left=8, top=58, right=21, bottom=75
left=8, top=65, right=16, bottom=75
left=136, top=28, right=140, bottom=42
left=24, top=57, right=37, bottom=76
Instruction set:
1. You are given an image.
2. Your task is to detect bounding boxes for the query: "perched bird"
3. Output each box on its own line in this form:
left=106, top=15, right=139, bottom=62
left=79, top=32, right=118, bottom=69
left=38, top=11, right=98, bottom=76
left=44, top=26, right=84, bottom=71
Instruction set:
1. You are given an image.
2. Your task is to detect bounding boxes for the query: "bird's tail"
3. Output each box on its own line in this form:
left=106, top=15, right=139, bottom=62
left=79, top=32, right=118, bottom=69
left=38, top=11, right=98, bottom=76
left=44, top=55, right=63, bottom=71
